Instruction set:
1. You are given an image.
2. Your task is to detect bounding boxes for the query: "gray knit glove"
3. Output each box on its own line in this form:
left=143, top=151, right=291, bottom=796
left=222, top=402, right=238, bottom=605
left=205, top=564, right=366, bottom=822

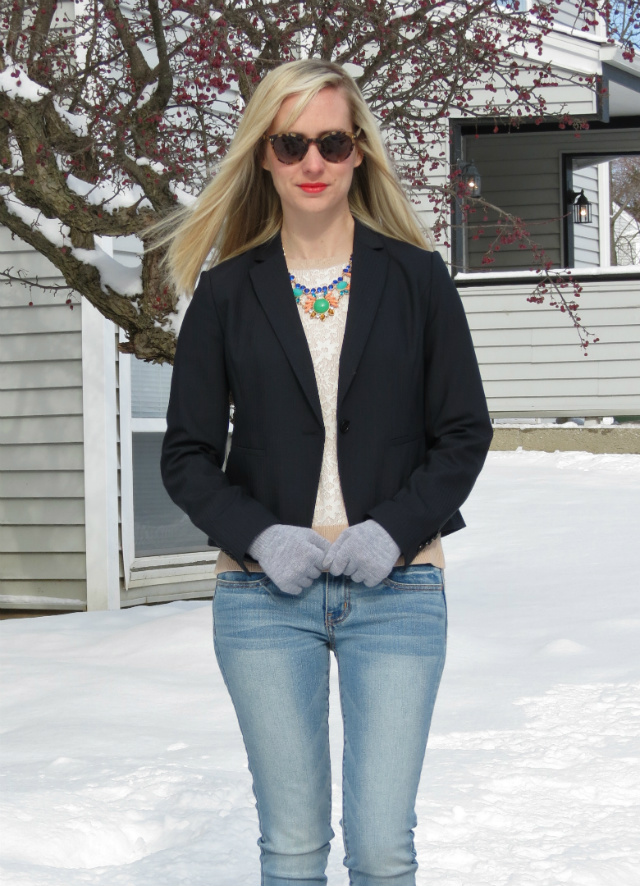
left=248, top=524, right=331, bottom=595
left=322, top=520, right=401, bottom=587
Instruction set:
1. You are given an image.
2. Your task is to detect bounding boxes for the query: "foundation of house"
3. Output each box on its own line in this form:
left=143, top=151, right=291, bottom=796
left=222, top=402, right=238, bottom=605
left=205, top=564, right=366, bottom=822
left=490, top=424, right=640, bottom=454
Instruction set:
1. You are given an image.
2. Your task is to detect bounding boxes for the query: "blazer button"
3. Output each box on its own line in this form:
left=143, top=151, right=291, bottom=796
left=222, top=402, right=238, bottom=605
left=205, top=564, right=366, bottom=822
left=340, top=419, right=350, bottom=433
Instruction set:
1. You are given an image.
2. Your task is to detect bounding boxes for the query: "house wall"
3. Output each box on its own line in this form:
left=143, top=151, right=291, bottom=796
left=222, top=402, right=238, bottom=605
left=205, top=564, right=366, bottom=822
left=572, top=164, right=601, bottom=267
left=458, top=274, right=640, bottom=416
left=0, top=232, right=88, bottom=610
left=464, top=128, right=639, bottom=272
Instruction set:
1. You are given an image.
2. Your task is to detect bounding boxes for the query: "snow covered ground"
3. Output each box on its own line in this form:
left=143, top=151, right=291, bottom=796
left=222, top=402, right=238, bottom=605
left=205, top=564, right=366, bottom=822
left=1, top=450, right=639, bottom=886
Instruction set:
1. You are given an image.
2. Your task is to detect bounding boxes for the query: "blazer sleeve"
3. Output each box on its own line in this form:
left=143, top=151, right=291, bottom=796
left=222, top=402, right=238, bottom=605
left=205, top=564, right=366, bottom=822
left=160, top=272, right=278, bottom=569
left=366, top=251, right=493, bottom=565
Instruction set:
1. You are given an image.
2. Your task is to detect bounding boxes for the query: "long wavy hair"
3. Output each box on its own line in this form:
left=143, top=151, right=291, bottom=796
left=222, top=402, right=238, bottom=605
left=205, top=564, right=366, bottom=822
left=148, top=58, right=433, bottom=295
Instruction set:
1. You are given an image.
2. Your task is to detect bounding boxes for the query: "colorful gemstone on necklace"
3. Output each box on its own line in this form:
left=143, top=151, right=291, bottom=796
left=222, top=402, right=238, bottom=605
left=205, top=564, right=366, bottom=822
left=288, top=255, right=353, bottom=319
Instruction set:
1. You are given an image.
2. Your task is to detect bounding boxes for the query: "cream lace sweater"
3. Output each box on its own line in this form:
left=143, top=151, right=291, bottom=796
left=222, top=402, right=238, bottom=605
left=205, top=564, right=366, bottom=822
left=214, top=257, right=444, bottom=575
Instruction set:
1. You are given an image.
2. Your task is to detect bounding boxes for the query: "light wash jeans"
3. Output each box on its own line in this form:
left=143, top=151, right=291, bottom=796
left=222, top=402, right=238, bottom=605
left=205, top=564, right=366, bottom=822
left=213, top=564, right=447, bottom=886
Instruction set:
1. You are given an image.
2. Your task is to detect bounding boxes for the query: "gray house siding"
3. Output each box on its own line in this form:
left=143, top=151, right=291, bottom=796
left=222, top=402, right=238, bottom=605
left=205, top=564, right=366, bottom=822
left=0, top=237, right=87, bottom=609
left=572, top=164, right=601, bottom=267
left=458, top=274, right=640, bottom=416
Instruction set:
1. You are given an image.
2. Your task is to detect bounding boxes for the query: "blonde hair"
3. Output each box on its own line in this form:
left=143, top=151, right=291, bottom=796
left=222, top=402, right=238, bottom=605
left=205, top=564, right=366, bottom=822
left=148, top=58, right=433, bottom=295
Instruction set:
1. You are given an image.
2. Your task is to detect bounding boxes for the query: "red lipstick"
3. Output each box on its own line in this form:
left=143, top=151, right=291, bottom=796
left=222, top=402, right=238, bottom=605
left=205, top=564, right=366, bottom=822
left=299, top=183, right=327, bottom=193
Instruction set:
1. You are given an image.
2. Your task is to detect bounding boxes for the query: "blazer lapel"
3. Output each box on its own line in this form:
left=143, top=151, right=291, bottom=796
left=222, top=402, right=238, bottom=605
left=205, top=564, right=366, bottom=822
left=248, top=220, right=389, bottom=425
left=338, top=220, right=388, bottom=408
left=249, top=234, right=324, bottom=428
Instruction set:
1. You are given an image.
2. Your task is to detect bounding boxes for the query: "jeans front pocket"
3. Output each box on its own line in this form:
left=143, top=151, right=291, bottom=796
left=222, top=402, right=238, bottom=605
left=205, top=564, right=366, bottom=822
left=214, top=571, right=270, bottom=602
left=215, top=570, right=269, bottom=588
left=382, top=564, right=444, bottom=591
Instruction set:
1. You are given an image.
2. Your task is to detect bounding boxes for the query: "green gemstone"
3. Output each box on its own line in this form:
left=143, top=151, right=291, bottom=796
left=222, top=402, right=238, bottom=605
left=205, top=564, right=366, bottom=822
left=314, top=297, right=330, bottom=314
left=293, top=285, right=305, bottom=297
left=336, top=279, right=348, bottom=290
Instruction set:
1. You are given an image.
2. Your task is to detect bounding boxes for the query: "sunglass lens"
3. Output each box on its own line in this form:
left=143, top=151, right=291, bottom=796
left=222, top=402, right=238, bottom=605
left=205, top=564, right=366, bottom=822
left=272, top=134, right=306, bottom=164
left=320, top=132, right=354, bottom=163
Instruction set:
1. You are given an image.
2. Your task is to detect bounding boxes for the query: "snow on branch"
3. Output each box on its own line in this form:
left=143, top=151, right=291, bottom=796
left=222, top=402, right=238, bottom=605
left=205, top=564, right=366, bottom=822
left=0, top=60, right=50, bottom=102
left=0, top=186, right=71, bottom=248
left=71, top=244, right=143, bottom=298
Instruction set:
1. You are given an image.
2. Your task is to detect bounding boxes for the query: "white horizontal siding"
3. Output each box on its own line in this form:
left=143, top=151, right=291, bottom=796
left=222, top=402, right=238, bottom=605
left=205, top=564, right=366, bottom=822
left=0, top=415, right=83, bottom=444
left=0, top=443, right=83, bottom=471
left=0, top=524, right=86, bottom=552
left=0, top=331, right=82, bottom=361
left=0, top=471, right=84, bottom=497
left=0, top=497, right=85, bottom=524
left=0, top=360, right=82, bottom=389
left=460, top=276, right=640, bottom=415
left=0, top=388, right=84, bottom=416
left=2, top=552, right=86, bottom=580
left=0, top=268, right=87, bottom=610
left=1, top=304, right=81, bottom=334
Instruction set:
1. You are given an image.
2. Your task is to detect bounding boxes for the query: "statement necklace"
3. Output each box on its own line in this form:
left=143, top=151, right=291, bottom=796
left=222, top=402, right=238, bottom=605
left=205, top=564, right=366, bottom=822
left=288, top=255, right=353, bottom=321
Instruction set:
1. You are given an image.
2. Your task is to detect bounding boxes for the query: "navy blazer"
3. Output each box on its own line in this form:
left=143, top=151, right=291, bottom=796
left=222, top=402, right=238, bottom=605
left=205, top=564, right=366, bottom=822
left=161, top=219, right=493, bottom=573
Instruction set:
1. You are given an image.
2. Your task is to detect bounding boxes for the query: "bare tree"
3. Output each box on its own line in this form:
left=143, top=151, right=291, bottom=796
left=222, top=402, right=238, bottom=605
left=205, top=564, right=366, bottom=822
left=0, top=0, right=635, bottom=361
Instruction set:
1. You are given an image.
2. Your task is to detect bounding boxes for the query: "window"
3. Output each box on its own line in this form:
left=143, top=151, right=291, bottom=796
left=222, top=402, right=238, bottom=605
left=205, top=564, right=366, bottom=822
left=129, top=359, right=209, bottom=557
left=564, top=153, right=640, bottom=269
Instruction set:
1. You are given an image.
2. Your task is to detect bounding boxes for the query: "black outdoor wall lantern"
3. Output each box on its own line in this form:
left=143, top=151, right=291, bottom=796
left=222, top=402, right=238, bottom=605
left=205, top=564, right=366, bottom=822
left=568, top=189, right=592, bottom=224
left=457, top=160, right=482, bottom=197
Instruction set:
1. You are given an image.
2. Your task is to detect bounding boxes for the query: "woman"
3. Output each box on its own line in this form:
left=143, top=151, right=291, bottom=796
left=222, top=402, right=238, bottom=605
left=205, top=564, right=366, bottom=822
left=159, top=59, right=492, bottom=886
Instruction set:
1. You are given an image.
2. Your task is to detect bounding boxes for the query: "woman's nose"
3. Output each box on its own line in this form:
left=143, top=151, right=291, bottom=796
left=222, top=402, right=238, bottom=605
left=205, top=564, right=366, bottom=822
left=301, top=142, right=325, bottom=173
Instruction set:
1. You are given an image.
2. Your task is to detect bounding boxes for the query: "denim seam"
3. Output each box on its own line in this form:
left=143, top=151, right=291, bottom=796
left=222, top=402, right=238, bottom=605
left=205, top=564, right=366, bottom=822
left=215, top=578, right=268, bottom=588
left=323, top=652, right=333, bottom=875
left=334, top=646, right=353, bottom=882
left=381, top=581, right=443, bottom=591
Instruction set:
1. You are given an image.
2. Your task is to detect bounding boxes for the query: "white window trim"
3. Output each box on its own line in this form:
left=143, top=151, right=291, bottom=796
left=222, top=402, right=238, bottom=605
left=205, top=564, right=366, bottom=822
left=455, top=265, right=639, bottom=282
left=118, top=343, right=221, bottom=595
left=118, top=342, right=135, bottom=591
left=82, top=300, right=120, bottom=610
left=598, top=160, right=612, bottom=267
left=131, top=417, right=167, bottom=433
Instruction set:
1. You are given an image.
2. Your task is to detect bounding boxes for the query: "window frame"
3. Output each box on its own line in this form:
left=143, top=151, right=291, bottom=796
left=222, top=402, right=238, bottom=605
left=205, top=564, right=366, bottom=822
left=118, top=336, right=221, bottom=597
left=562, top=150, right=640, bottom=269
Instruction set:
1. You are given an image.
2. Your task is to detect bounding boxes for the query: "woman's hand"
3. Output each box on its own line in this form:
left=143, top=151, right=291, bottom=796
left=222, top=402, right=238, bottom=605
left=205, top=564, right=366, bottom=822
left=322, top=520, right=401, bottom=587
left=248, top=525, right=331, bottom=595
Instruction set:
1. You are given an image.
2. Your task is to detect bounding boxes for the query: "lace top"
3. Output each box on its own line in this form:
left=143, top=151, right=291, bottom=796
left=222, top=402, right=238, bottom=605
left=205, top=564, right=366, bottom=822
left=288, top=257, right=351, bottom=525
